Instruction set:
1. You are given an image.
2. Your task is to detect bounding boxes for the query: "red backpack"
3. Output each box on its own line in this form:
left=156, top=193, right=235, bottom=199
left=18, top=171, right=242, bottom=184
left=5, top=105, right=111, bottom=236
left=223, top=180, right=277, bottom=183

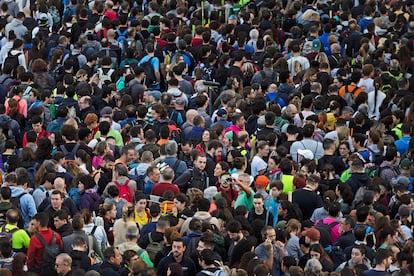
left=114, top=180, right=133, bottom=203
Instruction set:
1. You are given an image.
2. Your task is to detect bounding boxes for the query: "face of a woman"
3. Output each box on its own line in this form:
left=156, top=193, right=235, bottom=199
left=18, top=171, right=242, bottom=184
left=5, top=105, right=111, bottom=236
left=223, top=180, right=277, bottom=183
left=173, top=199, right=185, bottom=211
left=108, top=206, right=117, bottom=219
left=78, top=182, right=85, bottom=192
left=268, top=159, right=277, bottom=171
left=202, top=131, right=210, bottom=142
left=351, top=248, right=364, bottom=264
left=310, top=250, right=320, bottom=260
left=214, top=164, right=223, bottom=177
left=311, top=74, right=317, bottom=82
left=339, top=144, right=349, bottom=156
left=136, top=199, right=147, bottom=212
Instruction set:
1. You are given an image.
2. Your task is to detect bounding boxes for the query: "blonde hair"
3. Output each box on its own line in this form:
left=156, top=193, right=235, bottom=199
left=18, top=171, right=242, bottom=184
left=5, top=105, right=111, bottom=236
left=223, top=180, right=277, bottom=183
left=287, top=218, right=301, bottom=233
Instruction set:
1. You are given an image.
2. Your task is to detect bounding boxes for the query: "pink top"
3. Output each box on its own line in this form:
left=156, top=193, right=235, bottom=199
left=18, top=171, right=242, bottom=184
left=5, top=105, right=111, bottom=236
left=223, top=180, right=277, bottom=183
left=92, top=156, right=103, bottom=170
left=315, top=217, right=340, bottom=243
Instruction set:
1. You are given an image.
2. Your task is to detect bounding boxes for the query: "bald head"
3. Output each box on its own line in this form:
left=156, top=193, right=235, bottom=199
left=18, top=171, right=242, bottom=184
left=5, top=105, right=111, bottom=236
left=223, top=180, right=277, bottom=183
left=107, top=29, right=116, bottom=39
left=286, top=104, right=298, bottom=118
left=54, top=177, right=65, bottom=192
left=186, top=109, right=198, bottom=124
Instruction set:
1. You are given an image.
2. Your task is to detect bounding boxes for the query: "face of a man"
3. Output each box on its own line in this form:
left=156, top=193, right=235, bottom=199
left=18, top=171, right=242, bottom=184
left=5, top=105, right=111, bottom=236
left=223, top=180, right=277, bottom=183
left=266, top=229, right=276, bottom=243
left=127, top=149, right=137, bottom=162
left=51, top=194, right=64, bottom=210
left=172, top=241, right=185, bottom=259
left=194, top=156, right=207, bottom=171
left=228, top=231, right=241, bottom=242
left=110, top=248, right=122, bottom=265
left=32, top=122, right=43, bottom=134
left=148, top=169, right=161, bottom=183
left=181, top=144, right=192, bottom=155
left=54, top=217, right=66, bottom=230
left=253, top=198, right=264, bottom=212
left=55, top=256, right=70, bottom=275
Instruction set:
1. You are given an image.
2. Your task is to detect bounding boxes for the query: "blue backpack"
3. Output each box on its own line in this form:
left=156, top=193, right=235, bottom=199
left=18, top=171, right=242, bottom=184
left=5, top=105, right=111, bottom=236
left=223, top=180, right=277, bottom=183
left=116, top=29, right=128, bottom=42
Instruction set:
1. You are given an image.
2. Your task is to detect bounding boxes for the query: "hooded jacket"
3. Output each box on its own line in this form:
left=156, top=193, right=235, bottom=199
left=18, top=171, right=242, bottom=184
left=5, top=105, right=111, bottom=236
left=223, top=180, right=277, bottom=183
left=345, top=172, right=371, bottom=195
left=180, top=211, right=220, bottom=236
left=79, top=188, right=101, bottom=213
left=5, top=19, right=27, bottom=40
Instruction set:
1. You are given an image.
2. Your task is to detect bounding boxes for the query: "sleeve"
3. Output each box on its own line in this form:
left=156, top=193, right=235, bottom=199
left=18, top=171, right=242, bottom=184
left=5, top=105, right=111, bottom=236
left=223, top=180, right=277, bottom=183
left=24, top=195, right=37, bottom=220
left=152, top=57, right=159, bottom=71
left=27, top=236, right=41, bottom=270
left=173, top=170, right=191, bottom=190
left=290, top=142, right=300, bottom=163
left=139, top=251, right=154, bottom=268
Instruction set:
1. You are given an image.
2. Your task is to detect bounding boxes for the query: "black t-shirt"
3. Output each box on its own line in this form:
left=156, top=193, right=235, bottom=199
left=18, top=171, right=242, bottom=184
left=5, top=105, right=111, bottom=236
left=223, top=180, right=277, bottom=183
left=292, top=189, right=323, bottom=221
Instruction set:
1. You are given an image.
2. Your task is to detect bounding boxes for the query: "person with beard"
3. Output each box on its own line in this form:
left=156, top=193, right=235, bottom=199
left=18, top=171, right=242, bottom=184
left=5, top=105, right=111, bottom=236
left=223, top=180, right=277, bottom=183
left=363, top=249, right=393, bottom=276
left=227, top=219, right=254, bottom=268
left=157, top=238, right=196, bottom=276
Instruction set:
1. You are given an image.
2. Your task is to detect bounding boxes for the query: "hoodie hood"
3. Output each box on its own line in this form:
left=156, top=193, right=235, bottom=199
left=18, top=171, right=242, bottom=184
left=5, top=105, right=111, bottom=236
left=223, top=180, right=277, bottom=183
left=10, top=186, right=26, bottom=198
left=10, top=18, right=23, bottom=28
left=194, top=211, right=212, bottom=222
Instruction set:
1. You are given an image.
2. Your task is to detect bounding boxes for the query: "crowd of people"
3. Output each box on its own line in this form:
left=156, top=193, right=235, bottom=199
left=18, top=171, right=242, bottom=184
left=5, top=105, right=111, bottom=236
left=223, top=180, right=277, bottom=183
left=0, top=0, right=412, bottom=275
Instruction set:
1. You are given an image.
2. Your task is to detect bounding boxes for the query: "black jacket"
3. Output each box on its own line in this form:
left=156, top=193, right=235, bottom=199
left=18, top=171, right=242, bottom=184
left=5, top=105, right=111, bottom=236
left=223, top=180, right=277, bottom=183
left=70, top=249, right=91, bottom=271
left=174, top=168, right=208, bottom=193
left=345, top=172, right=371, bottom=195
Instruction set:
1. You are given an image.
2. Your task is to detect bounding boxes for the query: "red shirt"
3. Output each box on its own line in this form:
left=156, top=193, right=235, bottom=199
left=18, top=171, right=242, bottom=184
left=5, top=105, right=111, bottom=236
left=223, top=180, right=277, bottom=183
left=103, top=11, right=117, bottom=21
left=151, top=182, right=180, bottom=197
left=27, top=229, right=63, bottom=273
left=22, top=128, right=47, bottom=147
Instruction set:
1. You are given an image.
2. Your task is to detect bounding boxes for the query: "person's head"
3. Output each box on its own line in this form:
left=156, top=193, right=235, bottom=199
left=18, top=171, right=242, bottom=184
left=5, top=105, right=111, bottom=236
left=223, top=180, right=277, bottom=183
left=194, top=154, right=207, bottom=171
left=198, top=249, right=216, bottom=268
left=32, top=212, right=49, bottom=229
left=55, top=253, right=72, bottom=275
left=227, top=220, right=242, bottom=241
left=269, top=180, right=283, bottom=200
left=253, top=193, right=264, bottom=212
left=78, top=174, right=95, bottom=192
left=50, top=190, right=64, bottom=210
left=147, top=166, right=161, bottom=183
left=5, top=209, right=19, bottom=225
left=374, top=249, right=393, bottom=269
left=134, top=192, right=147, bottom=212
left=172, top=238, right=186, bottom=260
left=340, top=215, right=355, bottom=235
left=53, top=209, right=69, bottom=230
left=262, top=226, right=276, bottom=243
left=103, top=246, right=122, bottom=265
left=197, top=232, right=215, bottom=253
left=351, top=245, right=366, bottom=265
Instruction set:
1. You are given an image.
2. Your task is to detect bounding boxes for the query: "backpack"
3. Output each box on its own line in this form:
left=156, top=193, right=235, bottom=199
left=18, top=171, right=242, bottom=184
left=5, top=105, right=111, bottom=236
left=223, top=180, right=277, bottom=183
left=326, top=245, right=347, bottom=269
left=68, top=105, right=77, bottom=119
left=88, top=226, right=103, bottom=264
left=66, top=53, right=80, bottom=73
left=141, top=57, right=157, bottom=87
left=114, top=180, right=133, bottom=203
left=168, top=122, right=182, bottom=144
left=4, top=52, right=22, bottom=71
left=97, top=68, right=115, bottom=84
left=0, top=225, right=18, bottom=244
left=26, top=163, right=38, bottom=188
left=100, top=49, right=119, bottom=69
left=48, top=6, right=61, bottom=28
left=146, top=232, right=165, bottom=261
left=201, top=268, right=228, bottom=276
left=116, top=29, right=128, bottom=42
left=60, top=143, right=80, bottom=160
left=0, top=76, right=11, bottom=103
left=343, top=85, right=358, bottom=107
left=35, top=231, right=62, bottom=275
left=128, top=173, right=146, bottom=192
left=314, top=220, right=339, bottom=247
left=259, top=70, right=277, bottom=86
left=10, top=193, right=25, bottom=229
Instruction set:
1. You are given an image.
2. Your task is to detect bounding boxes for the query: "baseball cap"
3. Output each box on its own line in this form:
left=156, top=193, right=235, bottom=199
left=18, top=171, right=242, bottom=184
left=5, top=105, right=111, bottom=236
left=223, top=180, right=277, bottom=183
left=400, top=158, right=412, bottom=169
left=342, top=106, right=354, bottom=114
left=390, top=175, right=410, bottom=187
left=398, top=205, right=411, bottom=218
left=204, top=186, right=218, bottom=201
left=217, top=109, right=227, bottom=118
left=229, top=15, right=238, bottom=21
left=311, top=39, right=321, bottom=51
left=146, top=90, right=162, bottom=101
left=301, top=228, right=320, bottom=241
left=255, top=175, right=269, bottom=188
left=100, top=106, right=113, bottom=117
left=298, top=149, right=314, bottom=160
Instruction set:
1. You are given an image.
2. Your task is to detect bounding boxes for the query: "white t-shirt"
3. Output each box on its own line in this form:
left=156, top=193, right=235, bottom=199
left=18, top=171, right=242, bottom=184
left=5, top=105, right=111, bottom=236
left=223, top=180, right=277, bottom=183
left=251, top=156, right=267, bottom=178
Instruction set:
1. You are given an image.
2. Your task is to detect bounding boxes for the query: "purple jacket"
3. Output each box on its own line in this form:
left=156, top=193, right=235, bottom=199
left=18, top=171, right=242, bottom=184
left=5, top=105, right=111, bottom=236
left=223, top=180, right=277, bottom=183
left=79, top=189, right=101, bottom=213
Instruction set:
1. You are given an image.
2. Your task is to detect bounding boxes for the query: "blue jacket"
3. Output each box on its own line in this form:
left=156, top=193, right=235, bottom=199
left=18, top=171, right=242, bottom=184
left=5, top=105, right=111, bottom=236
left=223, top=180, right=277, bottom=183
left=395, top=136, right=411, bottom=156
left=10, top=187, right=37, bottom=229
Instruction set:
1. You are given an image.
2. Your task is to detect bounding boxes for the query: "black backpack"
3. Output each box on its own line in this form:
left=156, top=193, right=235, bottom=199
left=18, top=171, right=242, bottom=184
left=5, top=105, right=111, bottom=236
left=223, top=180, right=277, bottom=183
left=259, top=70, right=278, bottom=86
left=10, top=193, right=25, bottom=229
left=314, top=220, right=339, bottom=247
left=4, top=52, right=22, bottom=72
left=141, top=56, right=157, bottom=87
left=60, top=143, right=80, bottom=160
left=35, top=231, right=62, bottom=276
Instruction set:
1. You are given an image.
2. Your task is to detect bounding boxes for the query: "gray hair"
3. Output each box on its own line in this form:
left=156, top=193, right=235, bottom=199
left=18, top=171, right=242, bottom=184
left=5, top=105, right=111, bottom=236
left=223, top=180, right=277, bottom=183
left=57, top=253, right=72, bottom=266
left=165, top=141, right=178, bottom=156
left=304, top=259, right=322, bottom=276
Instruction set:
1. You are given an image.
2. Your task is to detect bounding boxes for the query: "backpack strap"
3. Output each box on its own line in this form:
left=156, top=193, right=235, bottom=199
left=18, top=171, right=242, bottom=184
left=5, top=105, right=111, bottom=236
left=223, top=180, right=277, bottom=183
left=172, top=159, right=180, bottom=171
left=60, top=144, right=69, bottom=155
left=148, top=232, right=153, bottom=243
left=91, top=225, right=98, bottom=235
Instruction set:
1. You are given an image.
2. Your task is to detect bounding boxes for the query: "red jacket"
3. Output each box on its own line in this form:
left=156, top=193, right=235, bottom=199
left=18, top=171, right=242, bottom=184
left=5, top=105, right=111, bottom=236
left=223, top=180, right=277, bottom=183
left=27, top=229, right=63, bottom=273
left=150, top=182, right=179, bottom=197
